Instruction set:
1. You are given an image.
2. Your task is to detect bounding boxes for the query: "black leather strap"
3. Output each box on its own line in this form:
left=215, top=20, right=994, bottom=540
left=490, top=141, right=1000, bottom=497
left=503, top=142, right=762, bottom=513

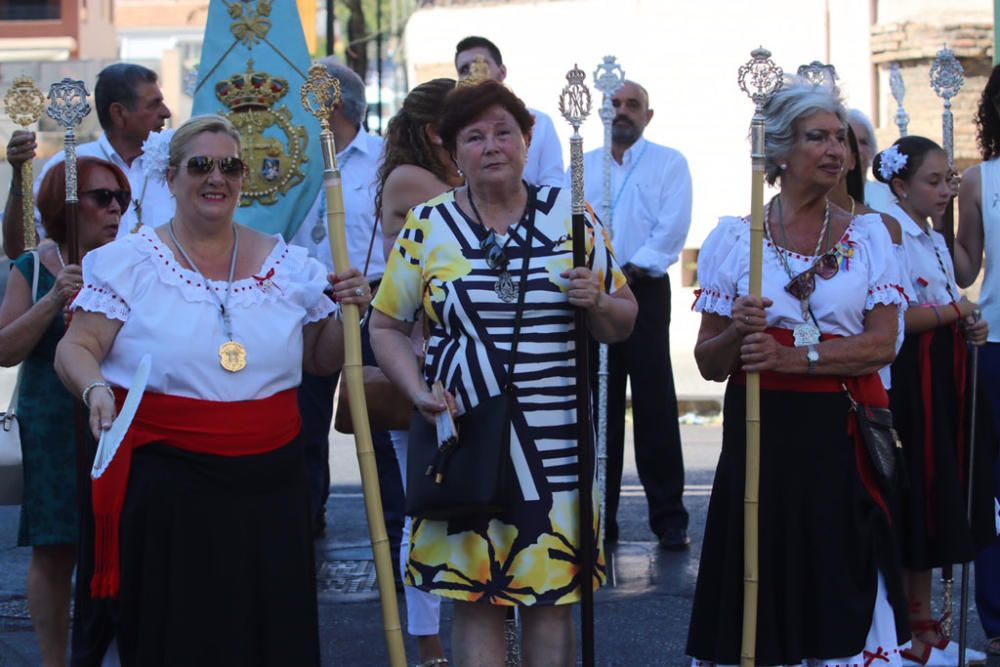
left=503, top=185, right=537, bottom=392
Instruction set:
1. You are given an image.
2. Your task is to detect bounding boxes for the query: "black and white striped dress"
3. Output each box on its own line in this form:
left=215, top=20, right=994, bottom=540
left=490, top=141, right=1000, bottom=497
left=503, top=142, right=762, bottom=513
left=372, top=185, right=626, bottom=606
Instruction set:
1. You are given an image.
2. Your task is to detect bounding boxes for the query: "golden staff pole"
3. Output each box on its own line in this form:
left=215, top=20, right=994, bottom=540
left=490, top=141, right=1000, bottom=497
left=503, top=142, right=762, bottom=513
left=4, top=77, right=45, bottom=250
left=736, top=48, right=782, bottom=667
left=301, top=64, right=407, bottom=667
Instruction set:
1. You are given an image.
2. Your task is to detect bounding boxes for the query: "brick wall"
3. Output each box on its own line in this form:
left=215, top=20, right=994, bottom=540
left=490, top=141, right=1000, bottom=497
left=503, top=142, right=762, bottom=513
left=871, top=21, right=993, bottom=171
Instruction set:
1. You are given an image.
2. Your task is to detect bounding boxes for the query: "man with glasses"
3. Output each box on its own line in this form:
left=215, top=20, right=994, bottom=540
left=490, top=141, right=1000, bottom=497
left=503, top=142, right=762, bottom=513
left=3, top=63, right=174, bottom=260
left=454, top=35, right=565, bottom=187
left=581, top=79, right=694, bottom=550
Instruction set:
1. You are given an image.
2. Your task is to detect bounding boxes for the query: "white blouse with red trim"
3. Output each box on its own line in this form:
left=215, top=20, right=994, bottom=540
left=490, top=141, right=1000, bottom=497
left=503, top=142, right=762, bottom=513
left=74, top=225, right=336, bottom=401
left=694, top=212, right=907, bottom=337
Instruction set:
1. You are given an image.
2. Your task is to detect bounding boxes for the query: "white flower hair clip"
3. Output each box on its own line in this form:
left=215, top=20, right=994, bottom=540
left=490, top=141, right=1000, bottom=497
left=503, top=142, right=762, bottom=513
left=878, top=144, right=908, bottom=181
left=141, top=128, right=175, bottom=183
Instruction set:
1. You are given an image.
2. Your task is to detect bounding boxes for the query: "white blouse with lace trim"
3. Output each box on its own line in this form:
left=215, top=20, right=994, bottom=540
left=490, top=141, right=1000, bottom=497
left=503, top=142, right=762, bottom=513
left=73, top=225, right=337, bottom=401
left=694, top=213, right=907, bottom=338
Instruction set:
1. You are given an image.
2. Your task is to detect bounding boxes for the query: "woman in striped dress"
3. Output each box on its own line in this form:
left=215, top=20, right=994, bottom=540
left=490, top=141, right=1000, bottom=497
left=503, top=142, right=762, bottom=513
left=370, top=80, right=637, bottom=666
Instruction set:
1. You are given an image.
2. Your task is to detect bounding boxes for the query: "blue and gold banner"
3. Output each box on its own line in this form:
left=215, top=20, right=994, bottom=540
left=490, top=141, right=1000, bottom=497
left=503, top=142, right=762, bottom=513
left=193, top=0, right=321, bottom=239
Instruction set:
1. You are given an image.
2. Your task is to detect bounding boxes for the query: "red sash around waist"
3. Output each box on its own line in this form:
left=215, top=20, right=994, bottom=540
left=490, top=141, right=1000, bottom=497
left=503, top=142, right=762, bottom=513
left=732, top=327, right=892, bottom=519
left=91, top=388, right=301, bottom=599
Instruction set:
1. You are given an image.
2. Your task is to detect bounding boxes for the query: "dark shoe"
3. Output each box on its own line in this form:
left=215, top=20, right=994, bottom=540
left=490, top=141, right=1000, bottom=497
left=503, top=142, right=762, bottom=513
left=658, top=528, right=691, bottom=551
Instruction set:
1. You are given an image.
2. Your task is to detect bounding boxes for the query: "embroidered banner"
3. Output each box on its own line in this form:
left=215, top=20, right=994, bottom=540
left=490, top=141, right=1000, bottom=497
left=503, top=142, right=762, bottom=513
left=193, top=0, right=321, bottom=240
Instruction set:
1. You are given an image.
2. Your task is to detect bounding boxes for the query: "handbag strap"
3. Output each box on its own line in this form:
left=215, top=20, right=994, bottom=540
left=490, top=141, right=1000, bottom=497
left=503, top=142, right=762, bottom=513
left=502, top=185, right=538, bottom=392
left=363, top=206, right=379, bottom=277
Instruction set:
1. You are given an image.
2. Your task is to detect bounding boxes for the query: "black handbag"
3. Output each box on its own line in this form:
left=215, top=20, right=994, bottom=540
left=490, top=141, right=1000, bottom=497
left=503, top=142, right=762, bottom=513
left=405, top=191, right=537, bottom=520
left=844, top=385, right=906, bottom=492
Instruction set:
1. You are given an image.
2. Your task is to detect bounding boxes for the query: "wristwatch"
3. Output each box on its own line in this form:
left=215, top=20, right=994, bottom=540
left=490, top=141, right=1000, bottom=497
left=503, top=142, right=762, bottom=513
left=806, top=345, right=819, bottom=375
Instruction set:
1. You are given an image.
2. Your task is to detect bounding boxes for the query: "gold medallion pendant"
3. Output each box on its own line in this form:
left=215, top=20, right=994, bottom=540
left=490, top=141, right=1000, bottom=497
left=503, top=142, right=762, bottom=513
left=219, top=341, right=247, bottom=372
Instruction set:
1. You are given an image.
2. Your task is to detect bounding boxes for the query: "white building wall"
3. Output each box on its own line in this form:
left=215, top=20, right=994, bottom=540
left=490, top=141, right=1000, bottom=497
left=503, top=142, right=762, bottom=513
left=403, top=0, right=874, bottom=401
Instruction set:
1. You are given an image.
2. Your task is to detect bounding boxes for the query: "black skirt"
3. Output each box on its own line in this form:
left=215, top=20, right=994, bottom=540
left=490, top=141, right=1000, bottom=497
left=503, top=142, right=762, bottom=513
left=686, top=383, right=907, bottom=665
left=889, top=326, right=997, bottom=570
left=113, top=437, right=319, bottom=667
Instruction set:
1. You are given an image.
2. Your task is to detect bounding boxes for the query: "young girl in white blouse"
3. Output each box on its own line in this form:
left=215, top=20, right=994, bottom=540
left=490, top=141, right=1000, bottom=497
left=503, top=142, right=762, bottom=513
left=873, top=136, right=995, bottom=665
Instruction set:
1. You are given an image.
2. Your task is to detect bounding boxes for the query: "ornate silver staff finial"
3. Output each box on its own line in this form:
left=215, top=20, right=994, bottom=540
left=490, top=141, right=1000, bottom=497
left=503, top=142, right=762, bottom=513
left=559, top=64, right=592, bottom=132
left=931, top=45, right=965, bottom=168
left=797, top=60, right=838, bottom=87
left=593, top=55, right=625, bottom=127
left=889, top=62, right=909, bottom=137
left=739, top=48, right=783, bottom=168
left=46, top=78, right=91, bottom=203
left=738, top=47, right=783, bottom=115
left=46, top=78, right=91, bottom=130
left=559, top=64, right=593, bottom=216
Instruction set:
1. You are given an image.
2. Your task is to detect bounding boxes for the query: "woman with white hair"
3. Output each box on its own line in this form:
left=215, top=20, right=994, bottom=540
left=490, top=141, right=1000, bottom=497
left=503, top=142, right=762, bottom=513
left=687, top=80, right=909, bottom=665
left=849, top=108, right=899, bottom=213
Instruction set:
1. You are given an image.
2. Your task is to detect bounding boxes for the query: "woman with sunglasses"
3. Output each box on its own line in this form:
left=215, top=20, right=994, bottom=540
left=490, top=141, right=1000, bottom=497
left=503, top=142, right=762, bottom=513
left=52, top=115, right=370, bottom=665
left=371, top=80, right=637, bottom=666
left=0, top=155, right=127, bottom=666
left=374, top=76, right=460, bottom=667
left=687, top=79, right=910, bottom=665
left=872, top=136, right=994, bottom=664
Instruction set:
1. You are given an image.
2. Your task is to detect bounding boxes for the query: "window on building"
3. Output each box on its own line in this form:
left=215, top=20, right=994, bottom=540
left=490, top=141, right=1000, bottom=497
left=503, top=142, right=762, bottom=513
left=0, top=0, right=61, bottom=20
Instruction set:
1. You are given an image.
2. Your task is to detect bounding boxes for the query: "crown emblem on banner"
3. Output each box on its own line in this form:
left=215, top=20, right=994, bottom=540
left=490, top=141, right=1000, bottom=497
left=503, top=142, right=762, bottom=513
left=214, top=60, right=289, bottom=111
left=211, top=58, right=306, bottom=207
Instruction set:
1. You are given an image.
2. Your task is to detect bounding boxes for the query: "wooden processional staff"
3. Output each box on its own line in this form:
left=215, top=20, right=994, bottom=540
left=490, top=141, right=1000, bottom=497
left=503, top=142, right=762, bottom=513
left=3, top=77, right=45, bottom=250
left=736, top=47, right=782, bottom=667
left=300, top=64, right=407, bottom=667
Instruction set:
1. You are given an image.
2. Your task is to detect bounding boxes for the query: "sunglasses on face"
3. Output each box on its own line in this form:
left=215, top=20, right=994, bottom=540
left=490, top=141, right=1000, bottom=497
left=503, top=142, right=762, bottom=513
left=81, top=188, right=131, bottom=210
left=185, top=155, right=246, bottom=179
left=479, top=230, right=510, bottom=271
left=785, top=251, right=839, bottom=301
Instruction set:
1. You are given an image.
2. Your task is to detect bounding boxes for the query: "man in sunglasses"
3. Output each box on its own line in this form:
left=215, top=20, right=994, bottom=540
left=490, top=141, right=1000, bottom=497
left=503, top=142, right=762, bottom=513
left=580, top=80, right=694, bottom=551
left=3, top=63, right=173, bottom=259
left=287, top=58, right=405, bottom=551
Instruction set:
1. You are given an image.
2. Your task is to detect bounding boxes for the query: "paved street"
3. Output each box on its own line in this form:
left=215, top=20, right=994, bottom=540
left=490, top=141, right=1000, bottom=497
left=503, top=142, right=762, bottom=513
left=0, top=411, right=995, bottom=665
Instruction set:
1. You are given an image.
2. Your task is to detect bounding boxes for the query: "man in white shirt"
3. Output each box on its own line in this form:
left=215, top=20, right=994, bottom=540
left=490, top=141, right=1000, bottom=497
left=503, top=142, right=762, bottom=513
left=581, top=80, right=693, bottom=549
left=289, top=59, right=403, bottom=549
left=454, top=35, right=564, bottom=187
left=3, top=63, right=174, bottom=259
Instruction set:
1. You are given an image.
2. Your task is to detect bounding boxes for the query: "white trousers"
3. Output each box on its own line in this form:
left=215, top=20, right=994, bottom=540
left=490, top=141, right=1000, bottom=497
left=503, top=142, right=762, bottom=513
left=390, top=429, right=442, bottom=636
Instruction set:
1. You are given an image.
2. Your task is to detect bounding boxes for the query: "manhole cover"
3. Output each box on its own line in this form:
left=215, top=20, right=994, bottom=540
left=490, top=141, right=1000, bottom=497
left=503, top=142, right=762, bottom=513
left=317, top=559, right=378, bottom=596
